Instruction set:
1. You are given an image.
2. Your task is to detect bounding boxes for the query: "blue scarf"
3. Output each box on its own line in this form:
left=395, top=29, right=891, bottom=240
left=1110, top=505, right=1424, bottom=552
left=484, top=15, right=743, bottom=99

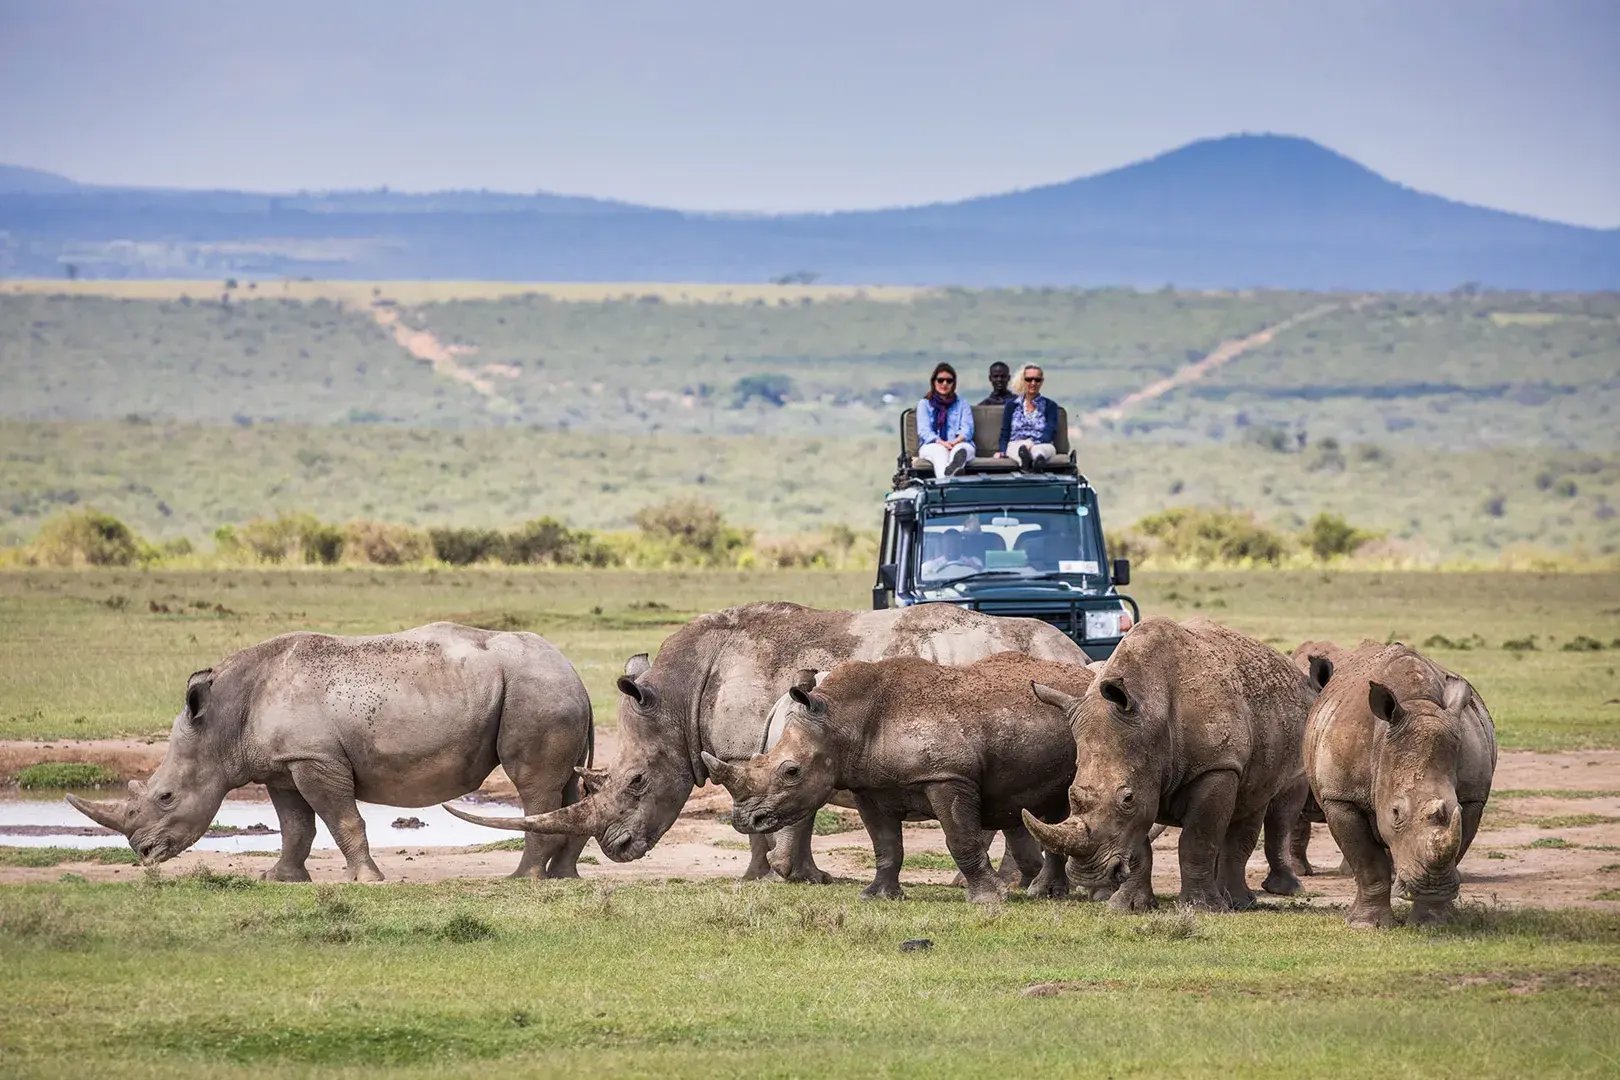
left=926, top=390, right=956, bottom=438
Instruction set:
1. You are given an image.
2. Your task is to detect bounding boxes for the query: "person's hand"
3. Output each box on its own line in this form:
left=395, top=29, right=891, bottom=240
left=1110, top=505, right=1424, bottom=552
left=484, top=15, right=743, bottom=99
left=994, top=452, right=1006, bottom=458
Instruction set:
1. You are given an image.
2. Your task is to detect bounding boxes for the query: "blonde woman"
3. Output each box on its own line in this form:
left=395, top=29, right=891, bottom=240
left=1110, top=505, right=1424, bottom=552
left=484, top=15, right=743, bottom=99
left=996, top=363, right=1059, bottom=470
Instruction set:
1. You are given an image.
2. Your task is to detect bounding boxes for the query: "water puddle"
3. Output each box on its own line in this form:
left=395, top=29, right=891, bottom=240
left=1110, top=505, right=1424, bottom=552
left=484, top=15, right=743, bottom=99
left=0, top=789, right=520, bottom=853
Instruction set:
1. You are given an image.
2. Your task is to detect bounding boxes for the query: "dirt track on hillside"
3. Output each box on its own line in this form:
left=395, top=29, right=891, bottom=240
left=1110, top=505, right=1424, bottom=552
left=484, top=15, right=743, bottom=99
left=5, top=736, right=1618, bottom=913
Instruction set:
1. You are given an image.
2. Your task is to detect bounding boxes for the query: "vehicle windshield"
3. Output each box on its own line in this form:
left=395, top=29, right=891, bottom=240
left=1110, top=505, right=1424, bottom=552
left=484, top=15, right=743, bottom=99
left=916, top=507, right=1104, bottom=586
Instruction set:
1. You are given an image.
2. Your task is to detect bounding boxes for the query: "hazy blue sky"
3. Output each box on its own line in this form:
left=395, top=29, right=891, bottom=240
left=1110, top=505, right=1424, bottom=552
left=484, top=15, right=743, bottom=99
left=3, top=1, right=1617, bottom=225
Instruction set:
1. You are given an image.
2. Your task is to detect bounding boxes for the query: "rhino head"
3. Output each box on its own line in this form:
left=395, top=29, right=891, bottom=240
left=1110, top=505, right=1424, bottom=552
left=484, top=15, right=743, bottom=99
left=1365, top=671, right=1473, bottom=902
left=700, top=671, right=836, bottom=834
left=1021, top=676, right=1160, bottom=889
left=445, top=653, right=699, bottom=862
left=66, top=669, right=234, bottom=865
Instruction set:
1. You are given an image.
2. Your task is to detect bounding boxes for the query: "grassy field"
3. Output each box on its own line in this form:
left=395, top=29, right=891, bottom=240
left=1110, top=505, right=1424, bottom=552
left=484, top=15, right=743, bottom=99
left=1, top=568, right=1615, bottom=749
left=2, top=876, right=1617, bottom=1078
left=4, top=420, right=1616, bottom=557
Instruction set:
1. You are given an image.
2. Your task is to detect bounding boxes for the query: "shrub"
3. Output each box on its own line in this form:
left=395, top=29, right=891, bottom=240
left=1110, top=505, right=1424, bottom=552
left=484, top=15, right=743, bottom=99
left=1132, top=508, right=1289, bottom=566
left=732, top=373, right=795, bottom=407
left=502, top=518, right=613, bottom=567
left=341, top=520, right=430, bottom=565
left=632, top=499, right=752, bottom=566
left=31, top=510, right=142, bottom=567
left=235, top=513, right=344, bottom=564
left=1303, top=512, right=1378, bottom=561
left=429, top=526, right=505, bottom=565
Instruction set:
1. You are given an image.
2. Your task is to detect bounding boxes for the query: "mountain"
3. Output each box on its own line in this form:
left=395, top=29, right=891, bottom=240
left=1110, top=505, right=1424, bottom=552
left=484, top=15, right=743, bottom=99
left=1, top=135, right=1616, bottom=289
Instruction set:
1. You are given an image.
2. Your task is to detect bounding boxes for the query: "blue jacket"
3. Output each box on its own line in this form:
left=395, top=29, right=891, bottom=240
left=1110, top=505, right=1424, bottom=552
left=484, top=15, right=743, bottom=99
left=916, top=397, right=975, bottom=446
left=999, top=396, right=1060, bottom=453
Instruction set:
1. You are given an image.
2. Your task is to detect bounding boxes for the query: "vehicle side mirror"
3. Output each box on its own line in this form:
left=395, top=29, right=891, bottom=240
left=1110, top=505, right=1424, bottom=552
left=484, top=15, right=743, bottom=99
left=871, top=586, right=889, bottom=610
left=1112, top=558, right=1131, bottom=586
left=877, top=563, right=897, bottom=590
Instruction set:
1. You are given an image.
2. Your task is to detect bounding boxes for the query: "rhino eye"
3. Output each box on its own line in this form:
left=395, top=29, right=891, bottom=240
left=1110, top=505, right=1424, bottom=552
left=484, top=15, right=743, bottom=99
left=1118, top=788, right=1135, bottom=811
left=157, top=791, right=176, bottom=807
left=627, top=773, right=648, bottom=796
left=778, top=761, right=802, bottom=781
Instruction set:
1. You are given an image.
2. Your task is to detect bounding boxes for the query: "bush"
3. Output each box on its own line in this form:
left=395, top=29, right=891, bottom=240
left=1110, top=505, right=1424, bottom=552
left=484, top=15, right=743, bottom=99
left=31, top=510, right=142, bottom=567
left=632, top=499, right=752, bottom=566
left=234, top=513, right=344, bottom=564
left=732, top=373, right=795, bottom=407
left=1303, top=512, right=1378, bottom=561
left=502, top=518, right=614, bottom=567
left=341, top=520, right=430, bottom=565
left=1132, top=508, right=1290, bottom=566
left=429, top=526, right=505, bottom=565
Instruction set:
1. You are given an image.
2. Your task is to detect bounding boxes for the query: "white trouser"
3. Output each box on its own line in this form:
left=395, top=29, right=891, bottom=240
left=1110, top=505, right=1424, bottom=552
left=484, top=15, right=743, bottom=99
left=919, top=441, right=975, bottom=475
left=1008, top=439, right=1056, bottom=463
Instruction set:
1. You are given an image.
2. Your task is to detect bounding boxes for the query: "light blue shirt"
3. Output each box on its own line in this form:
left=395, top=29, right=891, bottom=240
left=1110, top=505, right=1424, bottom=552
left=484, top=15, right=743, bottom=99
left=1009, top=394, right=1047, bottom=443
left=916, top=397, right=975, bottom=446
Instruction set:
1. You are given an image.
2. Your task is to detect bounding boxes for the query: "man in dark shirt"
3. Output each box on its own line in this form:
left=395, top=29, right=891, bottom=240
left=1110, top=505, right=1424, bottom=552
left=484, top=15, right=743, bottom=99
left=978, top=362, right=1014, bottom=406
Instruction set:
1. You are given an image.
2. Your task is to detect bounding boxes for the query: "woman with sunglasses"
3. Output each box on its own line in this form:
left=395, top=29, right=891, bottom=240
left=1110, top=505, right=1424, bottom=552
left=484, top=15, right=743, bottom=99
left=996, top=363, right=1060, bottom=470
left=916, top=361, right=976, bottom=476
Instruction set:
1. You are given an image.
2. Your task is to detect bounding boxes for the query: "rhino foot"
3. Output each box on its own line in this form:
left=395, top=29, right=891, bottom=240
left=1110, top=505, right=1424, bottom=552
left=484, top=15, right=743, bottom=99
left=860, top=880, right=906, bottom=901
left=740, top=862, right=774, bottom=882
left=1027, top=870, right=1070, bottom=901
left=1345, top=903, right=1397, bottom=930
left=543, top=865, right=582, bottom=880
left=1107, top=886, right=1158, bottom=912
left=779, top=864, right=833, bottom=885
left=964, top=879, right=1008, bottom=905
left=1262, top=867, right=1304, bottom=897
left=1408, top=899, right=1456, bottom=927
left=264, top=864, right=312, bottom=883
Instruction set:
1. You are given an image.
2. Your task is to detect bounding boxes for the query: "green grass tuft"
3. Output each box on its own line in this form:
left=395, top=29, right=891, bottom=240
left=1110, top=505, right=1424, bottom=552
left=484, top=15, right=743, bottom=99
left=0, top=846, right=138, bottom=867
left=13, top=762, right=121, bottom=789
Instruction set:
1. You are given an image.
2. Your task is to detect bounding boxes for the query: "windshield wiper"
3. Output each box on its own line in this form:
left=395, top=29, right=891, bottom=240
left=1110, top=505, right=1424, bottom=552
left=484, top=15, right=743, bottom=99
left=934, top=569, right=1034, bottom=586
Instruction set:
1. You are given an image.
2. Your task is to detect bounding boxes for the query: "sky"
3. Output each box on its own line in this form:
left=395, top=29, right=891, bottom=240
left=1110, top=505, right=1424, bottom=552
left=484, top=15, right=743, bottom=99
left=2, top=1, right=1618, bottom=226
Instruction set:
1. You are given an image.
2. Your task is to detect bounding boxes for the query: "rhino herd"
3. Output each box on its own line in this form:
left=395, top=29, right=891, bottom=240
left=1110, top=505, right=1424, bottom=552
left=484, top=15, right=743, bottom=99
left=70, top=602, right=1497, bottom=928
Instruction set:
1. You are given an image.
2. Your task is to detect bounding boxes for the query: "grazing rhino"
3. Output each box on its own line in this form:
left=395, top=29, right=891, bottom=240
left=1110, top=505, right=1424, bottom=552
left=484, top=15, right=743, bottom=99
left=445, top=602, right=1088, bottom=882
left=68, top=623, right=593, bottom=882
left=1293, top=640, right=1496, bottom=927
left=1021, top=617, right=1312, bottom=911
left=703, top=653, right=1095, bottom=903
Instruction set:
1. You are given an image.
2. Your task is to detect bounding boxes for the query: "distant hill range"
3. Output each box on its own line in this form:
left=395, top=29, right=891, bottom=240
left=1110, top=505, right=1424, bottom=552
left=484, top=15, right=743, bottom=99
left=2, top=135, right=1616, bottom=289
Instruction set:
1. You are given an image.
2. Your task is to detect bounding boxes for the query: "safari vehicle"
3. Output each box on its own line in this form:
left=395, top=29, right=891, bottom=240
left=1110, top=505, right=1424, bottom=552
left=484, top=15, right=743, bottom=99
left=872, top=405, right=1138, bottom=660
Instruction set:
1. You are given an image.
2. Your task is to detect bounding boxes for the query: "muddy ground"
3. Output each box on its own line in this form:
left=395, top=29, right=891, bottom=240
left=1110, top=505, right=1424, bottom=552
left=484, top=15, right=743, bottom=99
left=4, top=735, right=1618, bottom=912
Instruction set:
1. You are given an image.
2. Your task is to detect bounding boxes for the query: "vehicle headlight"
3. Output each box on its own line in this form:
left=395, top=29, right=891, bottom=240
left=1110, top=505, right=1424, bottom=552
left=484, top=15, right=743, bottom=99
left=1085, top=606, right=1133, bottom=639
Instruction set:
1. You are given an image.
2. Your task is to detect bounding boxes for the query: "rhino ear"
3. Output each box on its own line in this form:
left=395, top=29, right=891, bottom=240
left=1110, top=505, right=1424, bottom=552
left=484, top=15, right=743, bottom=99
left=1099, top=676, right=1135, bottom=717
left=616, top=675, right=658, bottom=711
left=792, top=669, right=820, bottom=695
left=1031, top=681, right=1078, bottom=713
left=1368, top=681, right=1406, bottom=727
left=1307, top=655, right=1334, bottom=692
left=185, top=669, right=214, bottom=724
left=623, top=653, right=651, bottom=679
left=1441, top=675, right=1472, bottom=715
left=788, top=686, right=828, bottom=722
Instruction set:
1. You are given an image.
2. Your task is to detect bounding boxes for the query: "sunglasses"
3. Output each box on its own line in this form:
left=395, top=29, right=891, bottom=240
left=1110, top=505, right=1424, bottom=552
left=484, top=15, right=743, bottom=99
left=934, top=376, right=955, bottom=385
left=1026, top=376, right=1044, bottom=384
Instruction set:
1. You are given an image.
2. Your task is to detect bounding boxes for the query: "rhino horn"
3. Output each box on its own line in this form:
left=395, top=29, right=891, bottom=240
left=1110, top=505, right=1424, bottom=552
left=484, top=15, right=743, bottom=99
left=699, top=752, right=738, bottom=788
left=1432, top=809, right=1464, bottom=866
left=442, top=797, right=602, bottom=836
left=66, top=793, right=132, bottom=835
left=1021, top=808, right=1090, bottom=857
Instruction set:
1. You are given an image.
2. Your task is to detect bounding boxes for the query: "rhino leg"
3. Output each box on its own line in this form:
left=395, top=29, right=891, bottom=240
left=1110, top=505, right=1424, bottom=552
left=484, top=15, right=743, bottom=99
left=1216, top=811, right=1265, bottom=910
left=543, top=772, right=590, bottom=879
left=291, top=762, right=384, bottom=883
left=1106, top=837, right=1157, bottom=911
left=502, top=758, right=573, bottom=881
left=926, top=783, right=1004, bottom=904
left=1262, top=779, right=1309, bottom=896
left=1322, top=799, right=1396, bottom=929
left=766, top=815, right=833, bottom=885
left=1175, top=770, right=1238, bottom=910
left=265, top=784, right=315, bottom=883
left=743, top=832, right=775, bottom=881
left=1001, top=826, right=1043, bottom=887
left=1289, top=818, right=1316, bottom=876
left=855, top=796, right=906, bottom=900
left=1027, top=849, right=1070, bottom=900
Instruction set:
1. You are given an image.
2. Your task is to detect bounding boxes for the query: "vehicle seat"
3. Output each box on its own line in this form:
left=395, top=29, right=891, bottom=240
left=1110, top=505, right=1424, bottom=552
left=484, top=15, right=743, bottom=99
left=899, top=406, right=1077, bottom=476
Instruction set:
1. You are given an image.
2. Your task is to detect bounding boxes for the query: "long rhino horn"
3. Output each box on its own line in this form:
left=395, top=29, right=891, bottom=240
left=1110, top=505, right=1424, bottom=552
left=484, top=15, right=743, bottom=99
left=1432, top=810, right=1464, bottom=866
left=1021, top=808, right=1090, bottom=857
left=66, top=794, right=132, bottom=834
left=442, top=797, right=602, bottom=836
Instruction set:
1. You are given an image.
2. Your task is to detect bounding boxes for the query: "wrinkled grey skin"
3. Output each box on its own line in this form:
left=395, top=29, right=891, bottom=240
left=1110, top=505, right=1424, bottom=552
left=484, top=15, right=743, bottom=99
left=1022, top=617, right=1313, bottom=911
left=69, top=623, right=592, bottom=882
left=445, top=602, right=1086, bottom=882
left=1293, top=639, right=1497, bottom=928
left=705, top=653, right=1095, bottom=903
